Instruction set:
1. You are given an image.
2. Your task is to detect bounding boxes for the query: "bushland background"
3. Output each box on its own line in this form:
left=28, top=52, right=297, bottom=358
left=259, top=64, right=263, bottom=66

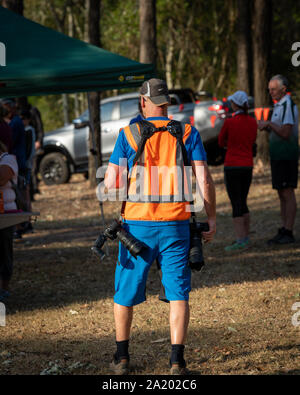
left=1, top=0, right=299, bottom=132
left=0, top=0, right=299, bottom=376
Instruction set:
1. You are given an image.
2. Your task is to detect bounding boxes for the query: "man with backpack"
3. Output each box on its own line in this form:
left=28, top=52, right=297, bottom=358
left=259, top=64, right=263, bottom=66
left=258, top=75, right=299, bottom=245
left=105, top=78, right=216, bottom=375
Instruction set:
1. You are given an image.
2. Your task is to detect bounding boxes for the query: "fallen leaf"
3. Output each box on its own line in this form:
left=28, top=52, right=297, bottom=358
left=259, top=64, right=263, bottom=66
left=151, top=338, right=168, bottom=344
left=0, top=351, right=11, bottom=357
left=227, top=326, right=237, bottom=332
left=2, top=360, right=12, bottom=365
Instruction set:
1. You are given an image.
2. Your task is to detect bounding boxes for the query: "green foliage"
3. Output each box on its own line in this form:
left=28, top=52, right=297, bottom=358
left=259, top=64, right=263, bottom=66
left=101, top=0, right=140, bottom=60
left=28, top=95, right=70, bottom=132
left=22, top=0, right=300, bottom=130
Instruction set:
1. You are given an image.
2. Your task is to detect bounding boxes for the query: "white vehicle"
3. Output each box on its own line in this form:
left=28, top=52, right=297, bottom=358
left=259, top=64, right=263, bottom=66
left=38, top=90, right=230, bottom=185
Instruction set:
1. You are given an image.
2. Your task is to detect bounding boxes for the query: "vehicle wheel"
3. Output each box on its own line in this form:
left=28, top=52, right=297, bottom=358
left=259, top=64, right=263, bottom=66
left=39, top=152, right=71, bottom=185
left=205, top=141, right=225, bottom=166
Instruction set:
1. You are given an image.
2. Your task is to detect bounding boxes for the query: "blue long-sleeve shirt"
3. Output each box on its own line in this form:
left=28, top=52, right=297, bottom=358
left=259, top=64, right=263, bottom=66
left=9, top=115, right=26, bottom=172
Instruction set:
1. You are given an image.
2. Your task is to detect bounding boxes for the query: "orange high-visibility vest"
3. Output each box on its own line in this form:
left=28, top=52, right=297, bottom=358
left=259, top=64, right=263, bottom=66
left=122, top=119, right=193, bottom=221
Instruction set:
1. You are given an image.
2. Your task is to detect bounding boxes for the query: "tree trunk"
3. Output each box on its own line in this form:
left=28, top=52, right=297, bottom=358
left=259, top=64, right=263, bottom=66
left=253, top=0, right=272, bottom=165
left=139, top=0, right=157, bottom=67
left=216, top=0, right=235, bottom=93
left=236, top=0, right=252, bottom=94
left=48, top=0, right=71, bottom=127
left=67, top=7, right=80, bottom=119
left=197, top=3, right=220, bottom=94
left=165, top=18, right=174, bottom=89
left=87, top=0, right=102, bottom=188
left=62, top=94, right=69, bottom=125
left=174, top=10, right=194, bottom=89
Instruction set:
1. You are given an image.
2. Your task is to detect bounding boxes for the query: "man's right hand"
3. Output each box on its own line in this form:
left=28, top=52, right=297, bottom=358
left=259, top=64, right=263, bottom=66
left=202, top=217, right=216, bottom=243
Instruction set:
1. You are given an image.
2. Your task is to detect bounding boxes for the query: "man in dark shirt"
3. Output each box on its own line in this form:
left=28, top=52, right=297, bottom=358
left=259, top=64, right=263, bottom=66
left=1, top=99, right=26, bottom=175
left=0, top=103, right=13, bottom=153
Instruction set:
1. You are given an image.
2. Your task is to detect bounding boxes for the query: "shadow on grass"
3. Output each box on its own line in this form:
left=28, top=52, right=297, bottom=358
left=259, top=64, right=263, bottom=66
left=1, top=323, right=299, bottom=375
left=9, top=203, right=300, bottom=313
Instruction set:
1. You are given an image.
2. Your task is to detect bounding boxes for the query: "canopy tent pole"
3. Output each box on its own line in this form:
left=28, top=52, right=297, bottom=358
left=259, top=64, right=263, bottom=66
left=87, top=92, right=109, bottom=257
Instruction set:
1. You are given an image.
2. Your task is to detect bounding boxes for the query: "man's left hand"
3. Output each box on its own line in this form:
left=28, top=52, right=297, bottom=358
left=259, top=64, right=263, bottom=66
left=258, top=121, right=270, bottom=131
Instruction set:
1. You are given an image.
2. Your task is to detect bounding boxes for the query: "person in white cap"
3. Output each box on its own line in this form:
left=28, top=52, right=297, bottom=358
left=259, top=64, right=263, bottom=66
left=218, top=91, right=257, bottom=251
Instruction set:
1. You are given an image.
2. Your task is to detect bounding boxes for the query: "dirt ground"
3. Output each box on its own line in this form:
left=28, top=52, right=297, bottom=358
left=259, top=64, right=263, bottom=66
left=1, top=164, right=299, bottom=375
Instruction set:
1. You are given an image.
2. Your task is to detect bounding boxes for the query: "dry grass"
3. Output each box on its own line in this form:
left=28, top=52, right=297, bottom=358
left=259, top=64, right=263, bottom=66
left=0, top=164, right=299, bottom=375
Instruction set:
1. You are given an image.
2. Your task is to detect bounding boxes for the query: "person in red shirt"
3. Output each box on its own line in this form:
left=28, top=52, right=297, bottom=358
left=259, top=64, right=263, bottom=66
left=218, top=91, right=257, bottom=251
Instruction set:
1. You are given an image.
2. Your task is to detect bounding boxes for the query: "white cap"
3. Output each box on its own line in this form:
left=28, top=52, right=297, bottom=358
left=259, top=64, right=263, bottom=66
left=227, top=91, right=248, bottom=107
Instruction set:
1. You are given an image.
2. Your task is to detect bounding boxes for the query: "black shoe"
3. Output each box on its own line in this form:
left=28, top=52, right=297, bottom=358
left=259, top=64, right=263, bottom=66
left=13, top=230, right=22, bottom=240
left=267, top=227, right=285, bottom=245
left=22, top=222, right=34, bottom=234
left=277, top=230, right=295, bottom=244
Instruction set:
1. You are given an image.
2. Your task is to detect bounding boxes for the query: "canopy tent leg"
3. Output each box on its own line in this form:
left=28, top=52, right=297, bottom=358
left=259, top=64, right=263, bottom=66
left=87, top=92, right=109, bottom=257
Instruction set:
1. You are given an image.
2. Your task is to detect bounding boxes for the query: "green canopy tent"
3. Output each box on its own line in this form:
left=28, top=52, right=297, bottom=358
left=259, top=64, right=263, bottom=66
left=0, top=6, right=155, bottom=234
left=0, top=6, right=154, bottom=97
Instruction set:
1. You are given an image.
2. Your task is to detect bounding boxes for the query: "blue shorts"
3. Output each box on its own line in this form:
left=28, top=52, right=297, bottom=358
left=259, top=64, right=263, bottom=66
left=114, top=220, right=191, bottom=307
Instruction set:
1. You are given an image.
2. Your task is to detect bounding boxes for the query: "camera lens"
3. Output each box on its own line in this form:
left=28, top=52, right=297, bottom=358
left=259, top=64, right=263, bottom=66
left=91, top=245, right=106, bottom=260
left=189, top=223, right=205, bottom=271
left=104, top=220, right=121, bottom=240
left=91, top=234, right=107, bottom=260
left=117, top=229, right=146, bottom=259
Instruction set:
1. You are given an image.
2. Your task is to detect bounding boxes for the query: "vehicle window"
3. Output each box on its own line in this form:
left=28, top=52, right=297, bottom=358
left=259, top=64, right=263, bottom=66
left=79, top=110, right=89, bottom=123
left=120, top=98, right=139, bottom=119
left=169, top=89, right=195, bottom=103
left=101, top=102, right=116, bottom=122
left=78, top=102, right=116, bottom=123
left=170, top=96, right=179, bottom=105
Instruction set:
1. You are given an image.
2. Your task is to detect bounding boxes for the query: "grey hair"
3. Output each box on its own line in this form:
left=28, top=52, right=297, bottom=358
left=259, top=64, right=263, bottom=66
left=270, top=74, right=289, bottom=88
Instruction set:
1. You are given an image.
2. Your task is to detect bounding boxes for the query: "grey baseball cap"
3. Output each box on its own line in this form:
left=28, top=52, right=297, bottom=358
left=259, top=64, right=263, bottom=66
left=140, top=78, right=170, bottom=106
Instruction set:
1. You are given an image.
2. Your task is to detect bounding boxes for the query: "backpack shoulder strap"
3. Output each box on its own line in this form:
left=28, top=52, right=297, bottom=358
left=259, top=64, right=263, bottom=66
left=281, top=100, right=287, bottom=123
left=166, top=120, right=196, bottom=219
left=166, top=120, right=190, bottom=167
left=132, top=120, right=157, bottom=167
left=121, top=119, right=158, bottom=216
left=290, top=97, right=296, bottom=124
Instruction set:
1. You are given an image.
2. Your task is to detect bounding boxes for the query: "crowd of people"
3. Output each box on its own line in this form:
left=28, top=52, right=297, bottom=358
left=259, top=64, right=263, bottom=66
left=219, top=74, right=298, bottom=250
left=0, top=98, right=44, bottom=302
left=0, top=98, right=44, bottom=234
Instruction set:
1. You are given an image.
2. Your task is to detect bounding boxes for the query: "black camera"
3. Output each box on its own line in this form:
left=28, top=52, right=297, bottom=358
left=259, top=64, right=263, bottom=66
left=92, top=219, right=147, bottom=260
left=189, top=221, right=209, bottom=271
